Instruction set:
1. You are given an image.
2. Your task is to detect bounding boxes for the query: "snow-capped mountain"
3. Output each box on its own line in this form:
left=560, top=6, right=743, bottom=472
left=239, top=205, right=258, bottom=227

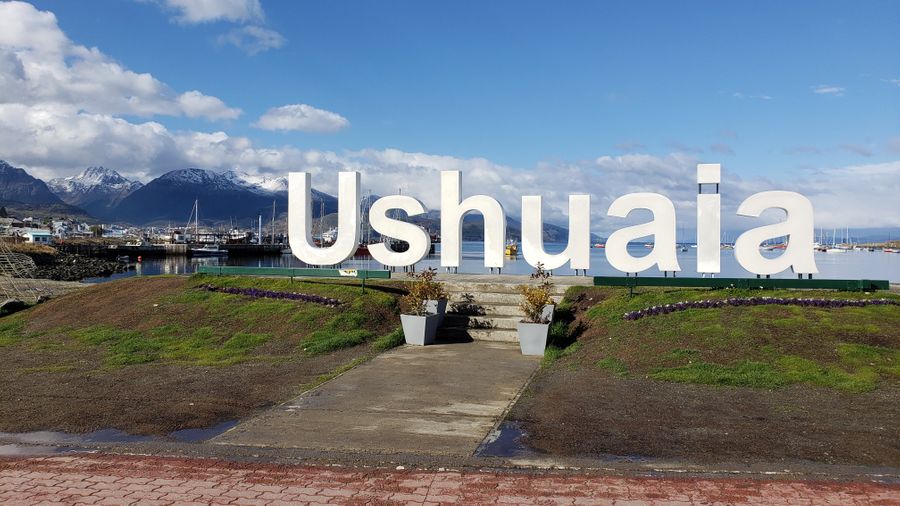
left=48, top=167, right=143, bottom=219
left=113, top=168, right=337, bottom=225
left=223, top=170, right=288, bottom=194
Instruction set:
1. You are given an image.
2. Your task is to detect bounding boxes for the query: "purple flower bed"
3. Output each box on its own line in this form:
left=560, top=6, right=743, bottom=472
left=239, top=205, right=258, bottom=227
left=201, top=284, right=342, bottom=307
left=623, top=297, right=900, bottom=321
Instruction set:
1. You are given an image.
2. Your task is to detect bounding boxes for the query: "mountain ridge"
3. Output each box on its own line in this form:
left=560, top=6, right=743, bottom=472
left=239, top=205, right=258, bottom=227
left=48, top=167, right=143, bottom=220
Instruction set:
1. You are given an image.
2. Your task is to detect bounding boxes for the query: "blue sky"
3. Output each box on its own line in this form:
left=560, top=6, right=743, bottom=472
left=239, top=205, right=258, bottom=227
left=1, top=1, right=899, bottom=228
left=30, top=0, right=900, bottom=177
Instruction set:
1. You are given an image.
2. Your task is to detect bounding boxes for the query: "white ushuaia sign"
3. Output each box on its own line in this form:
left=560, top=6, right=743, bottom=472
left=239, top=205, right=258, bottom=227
left=288, top=163, right=818, bottom=276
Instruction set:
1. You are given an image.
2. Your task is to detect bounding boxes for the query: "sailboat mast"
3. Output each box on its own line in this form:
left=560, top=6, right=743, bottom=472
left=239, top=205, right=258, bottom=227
left=194, top=199, right=199, bottom=241
left=271, top=200, right=276, bottom=245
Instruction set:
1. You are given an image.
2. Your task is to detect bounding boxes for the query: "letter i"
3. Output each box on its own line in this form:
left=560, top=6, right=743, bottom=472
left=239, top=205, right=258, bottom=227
left=696, top=163, right=721, bottom=274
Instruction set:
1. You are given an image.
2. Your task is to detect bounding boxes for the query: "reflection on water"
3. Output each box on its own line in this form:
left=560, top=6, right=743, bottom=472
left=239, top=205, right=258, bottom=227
left=0, top=444, right=80, bottom=456
left=87, top=242, right=900, bottom=282
left=0, top=421, right=239, bottom=447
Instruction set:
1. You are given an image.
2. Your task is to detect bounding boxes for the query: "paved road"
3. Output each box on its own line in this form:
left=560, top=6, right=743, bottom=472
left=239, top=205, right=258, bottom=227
left=214, top=341, right=539, bottom=456
left=1, top=454, right=897, bottom=505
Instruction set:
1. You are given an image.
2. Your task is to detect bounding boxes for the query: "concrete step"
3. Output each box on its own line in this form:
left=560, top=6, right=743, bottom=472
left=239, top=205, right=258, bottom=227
left=439, top=326, right=520, bottom=343
left=446, top=291, right=564, bottom=305
left=448, top=302, right=525, bottom=317
left=428, top=274, right=580, bottom=343
left=441, top=282, right=572, bottom=295
left=444, top=313, right=522, bottom=330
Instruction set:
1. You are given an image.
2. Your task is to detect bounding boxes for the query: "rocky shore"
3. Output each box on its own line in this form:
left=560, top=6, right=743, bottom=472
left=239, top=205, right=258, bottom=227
left=31, top=251, right=132, bottom=281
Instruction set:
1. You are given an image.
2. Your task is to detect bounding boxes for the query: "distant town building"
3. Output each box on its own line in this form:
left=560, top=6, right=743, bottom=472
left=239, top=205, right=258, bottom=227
left=23, top=229, right=53, bottom=244
left=0, top=217, right=25, bottom=234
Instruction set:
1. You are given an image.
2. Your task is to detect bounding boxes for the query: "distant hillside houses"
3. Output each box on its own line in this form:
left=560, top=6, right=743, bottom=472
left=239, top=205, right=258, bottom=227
left=0, top=213, right=99, bottom=242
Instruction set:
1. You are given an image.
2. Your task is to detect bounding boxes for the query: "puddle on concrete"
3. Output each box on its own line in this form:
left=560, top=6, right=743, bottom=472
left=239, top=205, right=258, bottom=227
left=0, top=420, right=239, bottom=449
left=0, top=444, right=83, bottom=456
left=82, top=429, right=156, bottom=443
left=169, top=420, right=238, bottom=442
left=476, top=421, right=534, bottom=458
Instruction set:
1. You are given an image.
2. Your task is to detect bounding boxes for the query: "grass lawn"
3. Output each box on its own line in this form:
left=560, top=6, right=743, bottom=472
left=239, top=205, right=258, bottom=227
left=0, top=274, right=405, bottom=435
left=553, top=287, right=899, bottom=392
left=510, top=286, right=900, bottom=466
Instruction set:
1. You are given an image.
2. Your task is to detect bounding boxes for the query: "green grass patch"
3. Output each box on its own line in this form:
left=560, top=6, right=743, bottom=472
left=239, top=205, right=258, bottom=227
left=595, top=357, right=629, bottom=377
left=372, top=327, right=405, bottom=352
left=776, top=355, right=879, bottom=392
left=301, top=329, right=374, bottom=355
left=555, top=286, right=900, bottom=393
left=542, top=341, right=582, bottom=366
left=0, top=314, right=27, bottom=347
left=42, top=275, right=403, bottom=366
left=651, top=361, right=788, bottom=389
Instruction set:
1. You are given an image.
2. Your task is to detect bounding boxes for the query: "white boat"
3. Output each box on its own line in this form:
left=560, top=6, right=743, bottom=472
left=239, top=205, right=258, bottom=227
left=191, top=244, right=228, bottom=257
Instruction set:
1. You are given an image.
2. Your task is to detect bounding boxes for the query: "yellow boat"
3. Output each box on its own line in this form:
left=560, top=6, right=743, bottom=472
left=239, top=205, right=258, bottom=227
left=505, top=240, right=518, bottom=256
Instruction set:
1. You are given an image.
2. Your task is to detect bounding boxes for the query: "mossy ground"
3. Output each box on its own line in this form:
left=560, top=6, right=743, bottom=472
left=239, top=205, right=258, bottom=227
left=1, top=274, right=403, bottom=369
left=545, top=286, right=900, bottom=392
left=510, top=286, right=900, bottom=466
left=0, top=274, right=406, bottom=435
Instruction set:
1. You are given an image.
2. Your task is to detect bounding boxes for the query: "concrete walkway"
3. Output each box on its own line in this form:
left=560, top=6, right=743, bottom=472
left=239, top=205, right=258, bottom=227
left=213, top=341, right=539, bottom=456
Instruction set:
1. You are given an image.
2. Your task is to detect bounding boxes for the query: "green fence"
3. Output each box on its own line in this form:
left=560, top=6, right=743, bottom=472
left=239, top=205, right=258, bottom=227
left=593, top=276, right=890, bottom=293
left=196, top=265, right=391, bottom=292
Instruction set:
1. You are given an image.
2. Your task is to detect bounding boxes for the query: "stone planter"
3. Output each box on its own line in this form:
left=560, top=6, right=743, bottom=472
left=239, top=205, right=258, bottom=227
left=425, top=298, right=448, bottom=325
left=517, top=321, right=550, bottom=356
left=541, top=304, right=555, bottom=324
left=401, top=313, right=441, bottom=346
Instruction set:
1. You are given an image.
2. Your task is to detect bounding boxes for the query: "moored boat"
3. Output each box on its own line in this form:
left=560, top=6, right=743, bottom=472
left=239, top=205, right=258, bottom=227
left=191, top=244, right=228, bottom=257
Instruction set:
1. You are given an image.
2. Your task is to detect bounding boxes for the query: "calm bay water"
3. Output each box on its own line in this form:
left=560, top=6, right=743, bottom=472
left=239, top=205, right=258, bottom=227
left=87, top=242, right=900, bottom=283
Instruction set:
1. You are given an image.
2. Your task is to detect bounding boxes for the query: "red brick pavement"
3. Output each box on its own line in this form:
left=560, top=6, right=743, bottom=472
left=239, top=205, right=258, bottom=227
left=0, top=454, right=897, bottom=505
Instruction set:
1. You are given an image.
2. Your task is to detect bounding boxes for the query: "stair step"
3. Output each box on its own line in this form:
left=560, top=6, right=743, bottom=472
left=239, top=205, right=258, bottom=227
left=442, top=283, right=571, bottom=295
left=448, top=303, right=525, bottom=317
left=446, top=292, right=563, bottom=305
left=439, top=326, right=520, bottom=343
left=444, top=314, right=522, bottom=330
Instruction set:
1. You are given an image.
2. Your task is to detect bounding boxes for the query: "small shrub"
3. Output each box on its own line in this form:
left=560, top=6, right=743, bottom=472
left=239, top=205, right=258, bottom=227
left=401, top=267, right=445, bottom=315
left=519, top=263, right=553, bottom=323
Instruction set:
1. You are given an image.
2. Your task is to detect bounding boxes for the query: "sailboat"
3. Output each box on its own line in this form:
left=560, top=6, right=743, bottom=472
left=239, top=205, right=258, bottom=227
left=185, top=199, right=227, bottom=257
left=825, top=227, right=846, bottom=253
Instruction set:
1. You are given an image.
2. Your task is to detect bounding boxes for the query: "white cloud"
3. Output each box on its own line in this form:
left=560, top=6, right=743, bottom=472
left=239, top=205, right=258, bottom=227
left=157, top=0, right=263, bottom=24
left=177, top=91, right=241, bottom=120
left=3, top=102, right=898, bottom=230
left=0, top=1, right=240, bottom=121
left=811, top=84, right=845, bottom=96
left=147, top=1, right=286, bottom=56
left=2, top=2, right=897, bottom=231
left=217, top=25, right=286, bottom=55
left=253, top=104, right=350, bottom=133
